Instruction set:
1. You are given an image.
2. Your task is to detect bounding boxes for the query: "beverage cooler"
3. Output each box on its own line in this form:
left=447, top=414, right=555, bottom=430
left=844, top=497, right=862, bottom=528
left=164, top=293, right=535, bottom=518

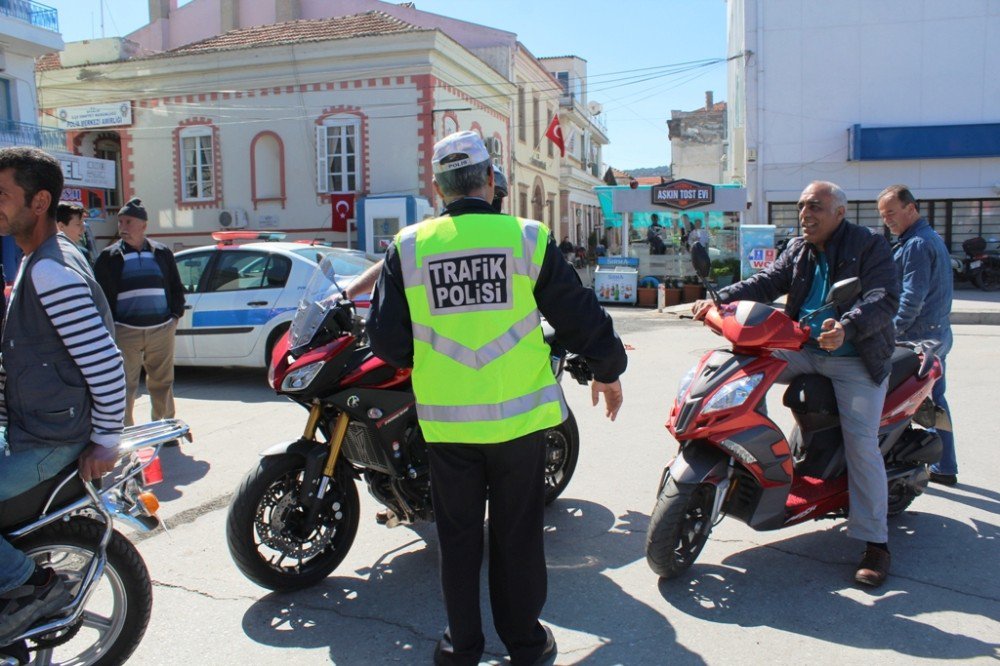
left=593, top=256, right=638, bottom=305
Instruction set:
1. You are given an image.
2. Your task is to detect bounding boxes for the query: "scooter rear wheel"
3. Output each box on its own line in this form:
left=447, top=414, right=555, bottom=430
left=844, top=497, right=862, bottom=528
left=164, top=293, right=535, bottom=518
left=971, top=259, right=1000, bottom=291
left=542, top=410, right=580, bottom=506
left=645, top=477, right=716, bottom=579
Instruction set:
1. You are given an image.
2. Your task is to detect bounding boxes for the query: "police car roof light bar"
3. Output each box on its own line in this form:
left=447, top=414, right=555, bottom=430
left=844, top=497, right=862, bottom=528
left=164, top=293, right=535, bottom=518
left=212, top=231, right=287, bottom=245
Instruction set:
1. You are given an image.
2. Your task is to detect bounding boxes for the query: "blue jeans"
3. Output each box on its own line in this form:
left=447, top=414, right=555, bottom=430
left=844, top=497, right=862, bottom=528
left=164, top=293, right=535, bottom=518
left=930, top=357, right=958, bottom=475
left=0, top=441, right=87, bottom=593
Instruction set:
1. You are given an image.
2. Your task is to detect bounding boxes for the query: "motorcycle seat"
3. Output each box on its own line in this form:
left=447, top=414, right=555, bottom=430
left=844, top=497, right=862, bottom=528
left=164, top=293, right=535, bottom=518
left=0, top=463, right=91, bottom=532
left=782, top=347, right=921, bottom=416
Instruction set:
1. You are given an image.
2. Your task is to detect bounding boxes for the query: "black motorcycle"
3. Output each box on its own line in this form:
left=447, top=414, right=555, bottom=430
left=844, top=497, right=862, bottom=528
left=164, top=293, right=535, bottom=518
left=226, top=256, right=590, bottom=591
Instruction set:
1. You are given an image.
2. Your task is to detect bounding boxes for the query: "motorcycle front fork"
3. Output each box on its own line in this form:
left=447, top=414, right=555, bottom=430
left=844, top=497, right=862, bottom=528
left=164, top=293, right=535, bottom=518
left=302, top=401, right=350, bottom=526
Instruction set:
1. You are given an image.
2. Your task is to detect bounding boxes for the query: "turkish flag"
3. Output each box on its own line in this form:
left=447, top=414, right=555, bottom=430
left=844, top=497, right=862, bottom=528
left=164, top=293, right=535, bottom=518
left=545, top=115, right=565, bottom=157
left=330, top=193, right=355, bottom=232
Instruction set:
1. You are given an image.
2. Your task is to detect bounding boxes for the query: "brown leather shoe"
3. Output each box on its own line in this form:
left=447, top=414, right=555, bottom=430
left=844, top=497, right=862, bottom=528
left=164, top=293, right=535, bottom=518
left=855, top=546, right=890, bottom=587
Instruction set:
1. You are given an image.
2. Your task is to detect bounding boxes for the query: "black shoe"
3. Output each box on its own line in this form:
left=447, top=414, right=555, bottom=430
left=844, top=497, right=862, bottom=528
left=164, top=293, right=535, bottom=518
left=0, top=569, right=71, bottom=644
left=532, top=626, right=557, bottom=666
left=929, top=472, right=957, bottom=486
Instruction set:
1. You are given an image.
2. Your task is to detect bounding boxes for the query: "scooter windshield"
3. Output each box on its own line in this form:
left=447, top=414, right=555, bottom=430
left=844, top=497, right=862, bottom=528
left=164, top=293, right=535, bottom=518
left=288, top=254, right=346, bottom=350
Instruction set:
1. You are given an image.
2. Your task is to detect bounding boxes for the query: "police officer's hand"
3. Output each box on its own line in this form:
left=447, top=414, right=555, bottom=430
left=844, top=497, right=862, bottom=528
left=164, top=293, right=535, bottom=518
left=79, top=443, right=119, bottom=482
left=591, top=379, right=623, bottom=421
left=691, top=299, right=714, bottom=320
left=817, top=318, right=845, bottom=352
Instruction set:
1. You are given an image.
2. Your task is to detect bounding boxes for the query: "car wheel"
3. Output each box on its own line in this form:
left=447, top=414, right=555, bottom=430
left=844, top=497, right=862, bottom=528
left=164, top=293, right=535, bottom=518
left=265, top=323, right=290, bottom=368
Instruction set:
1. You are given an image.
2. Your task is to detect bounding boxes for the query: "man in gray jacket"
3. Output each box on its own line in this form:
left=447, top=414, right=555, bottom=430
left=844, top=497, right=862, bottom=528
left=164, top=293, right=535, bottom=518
left=0, top=147, right=126, bottom=644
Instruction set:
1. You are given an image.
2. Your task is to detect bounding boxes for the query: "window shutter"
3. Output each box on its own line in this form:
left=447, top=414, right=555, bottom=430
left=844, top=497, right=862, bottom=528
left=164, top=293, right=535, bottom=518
left=316, top=124, right=328, bottom=193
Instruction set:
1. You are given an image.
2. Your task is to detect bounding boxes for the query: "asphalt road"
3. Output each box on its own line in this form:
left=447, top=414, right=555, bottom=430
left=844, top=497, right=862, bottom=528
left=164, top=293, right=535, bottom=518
left=125, top=308, right=999, bottom=664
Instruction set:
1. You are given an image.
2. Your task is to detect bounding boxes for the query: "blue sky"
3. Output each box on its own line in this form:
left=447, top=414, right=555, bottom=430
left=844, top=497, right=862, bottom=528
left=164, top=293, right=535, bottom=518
left=48, top=0, right=729, bottom=170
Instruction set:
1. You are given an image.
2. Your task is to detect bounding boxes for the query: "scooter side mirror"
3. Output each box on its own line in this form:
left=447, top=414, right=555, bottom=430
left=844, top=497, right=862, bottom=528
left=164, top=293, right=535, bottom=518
left=690, top=242, right=712, bottom=279
left=826, top=277, right=861, bottom=306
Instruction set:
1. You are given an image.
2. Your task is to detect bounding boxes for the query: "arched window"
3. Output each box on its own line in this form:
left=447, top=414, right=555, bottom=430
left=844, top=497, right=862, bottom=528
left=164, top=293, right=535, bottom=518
left=251, top=131, right=285, bottom=209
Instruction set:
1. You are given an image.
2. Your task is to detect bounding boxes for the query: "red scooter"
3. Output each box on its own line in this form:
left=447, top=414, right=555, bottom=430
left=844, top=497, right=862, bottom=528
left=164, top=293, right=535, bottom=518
left=645, top=244, right=945, bottom=579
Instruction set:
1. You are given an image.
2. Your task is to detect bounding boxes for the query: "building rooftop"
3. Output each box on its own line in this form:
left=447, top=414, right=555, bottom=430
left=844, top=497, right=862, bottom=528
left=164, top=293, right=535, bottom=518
left=37, top=10, right=426, bottom=70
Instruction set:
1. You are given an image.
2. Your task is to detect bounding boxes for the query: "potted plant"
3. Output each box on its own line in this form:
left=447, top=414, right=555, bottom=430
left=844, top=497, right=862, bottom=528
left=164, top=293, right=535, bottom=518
left=710, top=258, right=741, bottom=288
left=682, top=276, right=704, bottom=303
left=662, top=278, right=682, bottom=306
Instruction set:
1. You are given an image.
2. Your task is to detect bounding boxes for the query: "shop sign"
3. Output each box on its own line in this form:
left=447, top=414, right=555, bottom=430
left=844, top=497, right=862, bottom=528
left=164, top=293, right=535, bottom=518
left=651, top=179, right=715, bottom=210
left=56, top=101, right=133, bottom=129
left=596, top=256, right=639, bottom=267
left=58, top=154, right=116, bottom=190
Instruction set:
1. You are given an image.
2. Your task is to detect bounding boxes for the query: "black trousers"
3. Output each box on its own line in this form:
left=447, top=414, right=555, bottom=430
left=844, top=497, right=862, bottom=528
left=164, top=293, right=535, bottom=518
left=428, top=431, right=550, bottom=666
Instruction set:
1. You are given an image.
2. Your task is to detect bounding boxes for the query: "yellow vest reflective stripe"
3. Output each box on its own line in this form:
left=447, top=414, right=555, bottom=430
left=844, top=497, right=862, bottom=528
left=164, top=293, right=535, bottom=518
left=396, top=213, right=566, bottom=443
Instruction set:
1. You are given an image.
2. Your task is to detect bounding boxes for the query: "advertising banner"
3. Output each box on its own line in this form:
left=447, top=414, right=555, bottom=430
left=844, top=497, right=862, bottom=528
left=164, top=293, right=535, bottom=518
left=740, top=225, right=776, bottom=279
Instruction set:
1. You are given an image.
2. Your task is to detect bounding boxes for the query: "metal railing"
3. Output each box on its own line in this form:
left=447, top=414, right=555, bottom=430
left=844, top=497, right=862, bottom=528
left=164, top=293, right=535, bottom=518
left=0, top=120, right=67, bottom=152
left=0, top=0, right=59, bottom=32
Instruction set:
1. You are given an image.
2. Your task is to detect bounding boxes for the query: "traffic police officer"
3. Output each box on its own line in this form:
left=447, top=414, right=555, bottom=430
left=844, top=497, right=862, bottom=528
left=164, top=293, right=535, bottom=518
left=368, top=131, right=627, bottom=665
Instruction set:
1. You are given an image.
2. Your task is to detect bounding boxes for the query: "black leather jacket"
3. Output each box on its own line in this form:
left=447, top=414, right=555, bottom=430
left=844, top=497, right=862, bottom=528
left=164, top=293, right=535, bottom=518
left=718, top=220, right=899, bottom=383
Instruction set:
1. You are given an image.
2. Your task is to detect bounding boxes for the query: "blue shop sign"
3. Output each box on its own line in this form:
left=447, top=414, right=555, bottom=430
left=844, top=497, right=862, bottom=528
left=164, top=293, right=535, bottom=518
left=597, top=256, right=639, bottom=268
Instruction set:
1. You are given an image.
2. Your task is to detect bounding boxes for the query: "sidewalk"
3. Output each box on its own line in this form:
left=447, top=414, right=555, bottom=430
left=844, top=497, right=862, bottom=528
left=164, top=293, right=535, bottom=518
left=650, top=283, right=1000, bottom=325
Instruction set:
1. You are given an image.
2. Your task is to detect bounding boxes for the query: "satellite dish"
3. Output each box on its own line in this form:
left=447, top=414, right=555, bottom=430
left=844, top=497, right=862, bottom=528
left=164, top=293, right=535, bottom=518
left=587, top=101, right=603, bottom=116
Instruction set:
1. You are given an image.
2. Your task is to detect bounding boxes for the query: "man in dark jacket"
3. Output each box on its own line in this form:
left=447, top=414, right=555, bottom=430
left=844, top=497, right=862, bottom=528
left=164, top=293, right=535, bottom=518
left=369, top=131, right=626, bottom=665
left=693, top=180, right=899, bottom=587
left=94, top=198, right=185, bottom=428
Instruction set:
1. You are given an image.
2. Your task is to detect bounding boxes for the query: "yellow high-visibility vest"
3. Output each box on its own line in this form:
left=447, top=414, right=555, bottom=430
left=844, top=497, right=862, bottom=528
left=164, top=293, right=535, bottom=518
left=395, top=212, right=566, bottom=443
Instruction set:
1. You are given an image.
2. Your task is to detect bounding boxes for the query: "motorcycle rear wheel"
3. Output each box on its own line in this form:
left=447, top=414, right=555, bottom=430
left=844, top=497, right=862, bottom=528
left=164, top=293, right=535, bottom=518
left=887, top=477, right=919, bottom=516
left=15, top=517, right=152, bottom=666
left=645, top=477, right=716, bottom=579
left=971, top=260, right=1000, bottom=291
left=226, top=454, right=360, bottom=591
left=543, top=410, right=580, bottom=506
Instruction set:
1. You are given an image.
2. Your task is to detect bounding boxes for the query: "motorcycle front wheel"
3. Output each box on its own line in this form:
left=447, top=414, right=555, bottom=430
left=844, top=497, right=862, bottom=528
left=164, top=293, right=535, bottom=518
left=645, top=476, right=716, bottom=579
left=15, top=517, right=152, bottom=666
left=542, top=410, right=580, bottom=505
left=226, top=454, right=360, bottom=591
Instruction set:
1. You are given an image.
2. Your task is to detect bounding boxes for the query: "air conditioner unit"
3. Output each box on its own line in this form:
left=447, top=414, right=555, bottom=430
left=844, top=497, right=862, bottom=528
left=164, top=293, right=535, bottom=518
left=218, top=208, right=248, bottom=229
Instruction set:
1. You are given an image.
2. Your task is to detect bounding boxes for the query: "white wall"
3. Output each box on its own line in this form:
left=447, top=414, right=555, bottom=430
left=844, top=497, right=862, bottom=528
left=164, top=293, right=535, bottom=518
left=734, top=0, right=1000, bottom=219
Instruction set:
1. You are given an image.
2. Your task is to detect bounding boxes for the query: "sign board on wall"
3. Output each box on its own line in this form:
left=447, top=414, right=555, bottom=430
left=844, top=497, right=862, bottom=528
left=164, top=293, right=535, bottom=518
left=56, top=102, right=133, bottom=129
left=650, top=179, right=715, bottom=210
left=57, top=154, right=116, bottom=190
left=740, top=225, right=776, bottom=279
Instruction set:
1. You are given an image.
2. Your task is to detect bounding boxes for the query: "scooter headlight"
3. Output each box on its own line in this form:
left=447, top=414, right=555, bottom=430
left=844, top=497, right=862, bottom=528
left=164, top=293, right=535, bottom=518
left=703, top=373, right=763, bottom=414
left=281, top=361, right=325, bottom=392
left=676, top=365, right=697, bottom=403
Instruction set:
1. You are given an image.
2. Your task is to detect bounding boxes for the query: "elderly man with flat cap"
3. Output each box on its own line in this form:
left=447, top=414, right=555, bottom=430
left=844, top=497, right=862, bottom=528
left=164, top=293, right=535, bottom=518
left=368, top=131, right=627, bottom=666
left=94, top=198, right=185, bottom=430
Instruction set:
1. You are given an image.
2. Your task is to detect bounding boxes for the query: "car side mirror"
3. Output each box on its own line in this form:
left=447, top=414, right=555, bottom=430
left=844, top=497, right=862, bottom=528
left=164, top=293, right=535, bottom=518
left=690, top=242, right=711, bottom=279
left=826, top=277, right=861, bottom=306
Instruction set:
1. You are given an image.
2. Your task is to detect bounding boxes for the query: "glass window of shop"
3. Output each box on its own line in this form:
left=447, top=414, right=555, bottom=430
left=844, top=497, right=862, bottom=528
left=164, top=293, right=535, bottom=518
left=768, top=198, right=1000, bottom=253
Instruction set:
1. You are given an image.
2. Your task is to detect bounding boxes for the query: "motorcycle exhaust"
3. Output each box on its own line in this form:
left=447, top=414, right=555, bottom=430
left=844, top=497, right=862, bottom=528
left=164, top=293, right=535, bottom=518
left=894, top=430, right=943, bottom=466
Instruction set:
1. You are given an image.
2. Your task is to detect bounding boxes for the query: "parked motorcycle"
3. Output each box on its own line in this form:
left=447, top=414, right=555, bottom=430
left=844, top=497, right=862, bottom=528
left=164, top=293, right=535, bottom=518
left=645, top=243, right=945, bottom=579
left=0, top=419, right=189, bottom=666
left=226, top=255, right=590, bottom=591
left=954, top=236, right=1000, bottom=291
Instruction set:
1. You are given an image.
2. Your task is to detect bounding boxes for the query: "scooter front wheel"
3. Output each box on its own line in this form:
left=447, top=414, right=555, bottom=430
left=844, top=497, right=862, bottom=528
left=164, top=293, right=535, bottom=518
left=645, top=477, right=716, bottom=579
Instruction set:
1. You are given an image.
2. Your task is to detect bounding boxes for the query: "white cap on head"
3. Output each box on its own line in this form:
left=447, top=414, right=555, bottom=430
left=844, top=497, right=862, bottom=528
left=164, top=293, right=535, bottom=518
left=432, top=131, right=490, bottom=174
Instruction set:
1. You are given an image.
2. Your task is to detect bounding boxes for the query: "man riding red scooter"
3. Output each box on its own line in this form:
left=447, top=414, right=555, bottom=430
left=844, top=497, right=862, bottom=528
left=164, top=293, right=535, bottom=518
left=662, top=181, right=931, bottom=588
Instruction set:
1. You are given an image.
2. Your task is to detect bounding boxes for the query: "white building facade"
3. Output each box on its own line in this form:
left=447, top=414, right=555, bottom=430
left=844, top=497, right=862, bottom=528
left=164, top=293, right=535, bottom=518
left=37, top=14, right=512, bottom=251
left=726, top=0, right=1000, bottom=250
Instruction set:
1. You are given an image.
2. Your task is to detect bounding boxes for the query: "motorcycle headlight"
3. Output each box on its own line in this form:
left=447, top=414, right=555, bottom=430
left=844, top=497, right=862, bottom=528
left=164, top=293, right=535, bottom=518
left=676, top=365, right=697, bottom=403
left=703, top=373, right=763, bottom=414
left=281, top=361, right=325, bottom=392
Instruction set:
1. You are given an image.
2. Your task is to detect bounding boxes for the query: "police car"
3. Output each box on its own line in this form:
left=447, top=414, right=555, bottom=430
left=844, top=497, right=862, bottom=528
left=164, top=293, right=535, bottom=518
left=174, top=231, right=375, bottom=368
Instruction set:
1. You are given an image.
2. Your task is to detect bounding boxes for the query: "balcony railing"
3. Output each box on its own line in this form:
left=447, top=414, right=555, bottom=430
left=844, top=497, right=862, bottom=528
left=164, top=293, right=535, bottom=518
left=0, top=0, right=59, bottom=32
left=558, top=91, right=608, bottom=133
left=0, top=120, right=67, bottom=152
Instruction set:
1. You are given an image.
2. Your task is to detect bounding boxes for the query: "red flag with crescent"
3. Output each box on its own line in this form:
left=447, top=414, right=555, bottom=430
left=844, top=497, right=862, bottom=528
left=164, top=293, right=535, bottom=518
left=545, top=115, right=565, bottom=157
left=330, top=193, right=355, bottom=232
